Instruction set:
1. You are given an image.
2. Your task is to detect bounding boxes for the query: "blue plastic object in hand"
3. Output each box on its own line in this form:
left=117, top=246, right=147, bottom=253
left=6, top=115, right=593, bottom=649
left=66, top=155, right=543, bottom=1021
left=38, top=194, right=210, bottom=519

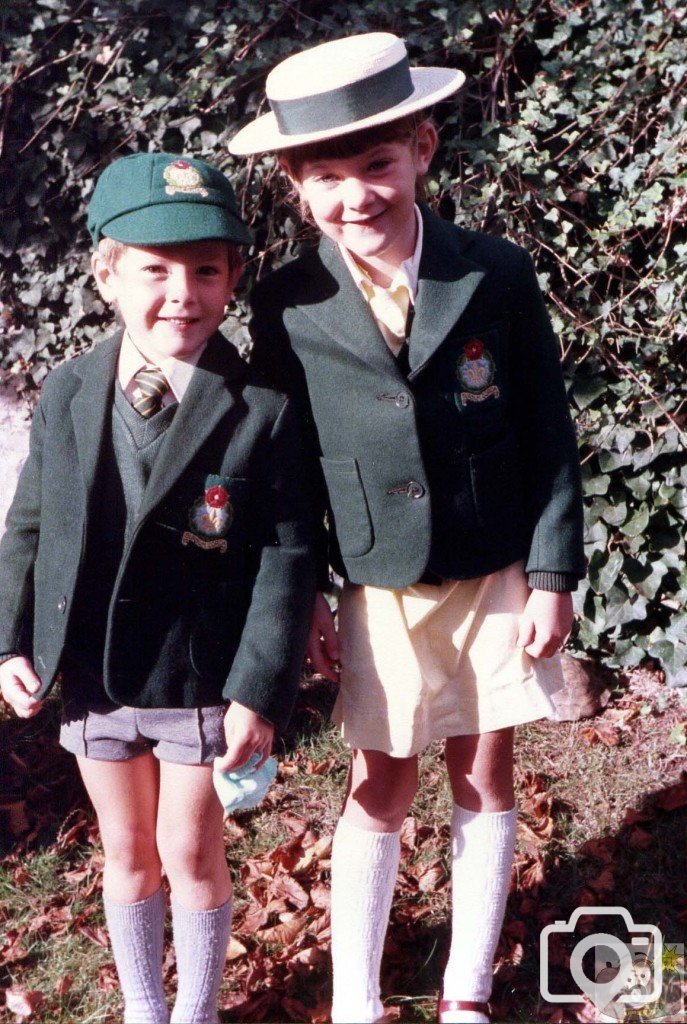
left=212, top=753, right=278, bottom=814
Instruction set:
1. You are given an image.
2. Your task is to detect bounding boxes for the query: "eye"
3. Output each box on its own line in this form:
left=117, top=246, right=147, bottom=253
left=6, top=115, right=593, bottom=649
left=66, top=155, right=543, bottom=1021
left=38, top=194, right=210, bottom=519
left=141, top=264, right=167, bottom=275
left=197, top=264, right=221, bottom=277
left=313, top=172, right=337, bottom=185
left=368, top=157, right=392, bottom=172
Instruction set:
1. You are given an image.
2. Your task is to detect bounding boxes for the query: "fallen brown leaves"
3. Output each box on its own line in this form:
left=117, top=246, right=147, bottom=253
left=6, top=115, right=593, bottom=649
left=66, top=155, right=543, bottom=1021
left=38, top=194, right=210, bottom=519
left=2, top=671, right=687, bottom=1022
left=218, top=818, right=333, bottom=1022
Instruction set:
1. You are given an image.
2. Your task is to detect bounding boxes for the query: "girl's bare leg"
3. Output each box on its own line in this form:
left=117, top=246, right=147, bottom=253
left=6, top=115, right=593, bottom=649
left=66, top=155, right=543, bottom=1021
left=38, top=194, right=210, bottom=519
left=440, top=730, right=516, bottom=1023
left=332, top=749, right=418, bottom=1023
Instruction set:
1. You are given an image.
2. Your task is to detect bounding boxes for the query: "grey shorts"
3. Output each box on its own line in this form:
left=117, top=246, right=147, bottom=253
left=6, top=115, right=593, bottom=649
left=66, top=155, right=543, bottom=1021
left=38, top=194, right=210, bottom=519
left=60, top=701, right=228, bottom=765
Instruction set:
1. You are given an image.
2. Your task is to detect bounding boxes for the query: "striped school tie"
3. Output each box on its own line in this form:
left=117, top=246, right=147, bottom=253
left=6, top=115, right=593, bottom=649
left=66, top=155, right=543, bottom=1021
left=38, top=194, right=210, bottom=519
left=132, top=367, right=170, bottom=418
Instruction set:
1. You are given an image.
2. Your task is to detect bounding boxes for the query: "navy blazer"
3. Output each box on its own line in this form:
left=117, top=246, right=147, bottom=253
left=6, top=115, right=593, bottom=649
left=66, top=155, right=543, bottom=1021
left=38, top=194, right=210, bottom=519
left=0, top=331, right=316, bottom=730
left=249, top=206, right=585, bottom=591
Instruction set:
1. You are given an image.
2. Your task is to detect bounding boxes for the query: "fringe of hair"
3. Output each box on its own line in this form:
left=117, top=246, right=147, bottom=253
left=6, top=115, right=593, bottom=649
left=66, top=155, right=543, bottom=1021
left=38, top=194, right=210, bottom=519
left=96, top=237, right=244, bottom=277
left=278, top=112, right=433, bottom=226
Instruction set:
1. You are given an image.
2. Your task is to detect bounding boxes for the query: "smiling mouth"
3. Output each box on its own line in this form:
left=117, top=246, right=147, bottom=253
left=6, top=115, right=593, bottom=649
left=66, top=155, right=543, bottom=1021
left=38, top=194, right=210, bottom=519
left=159, top=317, right=200, bottom=325
left=342, top=210, right=387, bottom=226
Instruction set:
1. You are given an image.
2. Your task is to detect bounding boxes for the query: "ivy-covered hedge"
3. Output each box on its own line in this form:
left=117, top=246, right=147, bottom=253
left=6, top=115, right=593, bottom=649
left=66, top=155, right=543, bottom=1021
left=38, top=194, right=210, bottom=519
left=1, top=0, right=686, bottom=682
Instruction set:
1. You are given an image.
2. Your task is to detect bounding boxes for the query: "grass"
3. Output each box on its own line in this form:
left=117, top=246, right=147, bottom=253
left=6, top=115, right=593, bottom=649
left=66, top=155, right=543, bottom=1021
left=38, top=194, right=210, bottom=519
left=1, top=667, right=686, bottom=1022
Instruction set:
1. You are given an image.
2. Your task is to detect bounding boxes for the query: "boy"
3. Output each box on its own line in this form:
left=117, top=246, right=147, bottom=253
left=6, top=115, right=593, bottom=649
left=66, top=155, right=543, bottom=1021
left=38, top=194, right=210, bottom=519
left=230, top=32, right=585, bottom=1024
left=0, top=152, right=316, bottom=1023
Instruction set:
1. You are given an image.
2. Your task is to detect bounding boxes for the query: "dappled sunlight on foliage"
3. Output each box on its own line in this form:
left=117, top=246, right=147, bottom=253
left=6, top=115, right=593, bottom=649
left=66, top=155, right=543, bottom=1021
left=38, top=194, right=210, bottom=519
left=1, top=0, right=685, bottom=682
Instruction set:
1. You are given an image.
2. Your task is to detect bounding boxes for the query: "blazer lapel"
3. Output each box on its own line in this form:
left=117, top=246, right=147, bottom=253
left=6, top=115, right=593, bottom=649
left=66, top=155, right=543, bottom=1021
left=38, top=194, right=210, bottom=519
left=137, top=333, right=246, bottom=520
left=297, top=213, right=485, bottom=380
left=408, top=208, right=485, bottom=376
left=299, top=238, right=402, bottom=377
left=70, top=332, right=121, bottom=498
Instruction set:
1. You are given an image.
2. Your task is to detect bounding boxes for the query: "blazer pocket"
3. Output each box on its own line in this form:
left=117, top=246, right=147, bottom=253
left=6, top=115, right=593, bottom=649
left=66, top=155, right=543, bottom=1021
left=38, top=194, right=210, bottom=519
left=469, top=435, right=526, bottom=535
left=320, top=457, right=374, bottom=558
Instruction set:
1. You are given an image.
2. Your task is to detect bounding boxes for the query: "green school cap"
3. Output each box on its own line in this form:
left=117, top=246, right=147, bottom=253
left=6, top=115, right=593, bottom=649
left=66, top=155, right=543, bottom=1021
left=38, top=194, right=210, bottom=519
left=87, top=152, right=252, bottom=247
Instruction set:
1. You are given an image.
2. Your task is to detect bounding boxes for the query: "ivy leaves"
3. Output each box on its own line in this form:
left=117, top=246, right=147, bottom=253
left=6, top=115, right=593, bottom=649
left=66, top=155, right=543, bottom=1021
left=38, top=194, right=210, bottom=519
left=1, top=0, right=685, bottom=682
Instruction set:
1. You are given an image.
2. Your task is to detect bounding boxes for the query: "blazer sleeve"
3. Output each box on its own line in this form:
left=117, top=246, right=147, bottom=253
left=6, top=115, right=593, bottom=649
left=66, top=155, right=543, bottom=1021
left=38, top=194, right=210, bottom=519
left=220, top=394, right=317, bottom=731
left=0, top=397, right=45, bottom=657
left=510, top=248, right=586, bottom=588
left=249, top=283, right=331, bottom=591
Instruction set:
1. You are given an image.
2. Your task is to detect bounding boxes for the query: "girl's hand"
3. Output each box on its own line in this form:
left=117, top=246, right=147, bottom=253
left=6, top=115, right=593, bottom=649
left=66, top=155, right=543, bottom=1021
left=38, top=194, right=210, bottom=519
left=0, top=656, right=44, bottom=718
left=517, top=589, right=573, bottom=659
left=214, top=701, right=274, bottom=772
left=306, top=591, right=340, bottom=683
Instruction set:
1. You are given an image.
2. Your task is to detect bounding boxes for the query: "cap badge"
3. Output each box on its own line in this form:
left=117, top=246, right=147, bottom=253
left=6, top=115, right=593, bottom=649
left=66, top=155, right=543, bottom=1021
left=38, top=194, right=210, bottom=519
left=182, top=482, right=232, bottom=552
left=163, top=159, right=209, bottom=198
left=455, top=338, right=500, bottom=408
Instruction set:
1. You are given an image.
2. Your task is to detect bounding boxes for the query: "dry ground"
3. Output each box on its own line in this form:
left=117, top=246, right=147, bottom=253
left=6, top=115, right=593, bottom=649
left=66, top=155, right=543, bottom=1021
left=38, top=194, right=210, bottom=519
left=1, top=665, right=686, bottom=1023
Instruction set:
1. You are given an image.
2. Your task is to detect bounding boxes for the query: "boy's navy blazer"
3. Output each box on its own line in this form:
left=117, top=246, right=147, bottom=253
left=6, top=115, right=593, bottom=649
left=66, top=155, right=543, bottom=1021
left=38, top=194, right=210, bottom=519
left=250, top=205, right=585, bottom=590
left=0, top=331, right=316, bottom=729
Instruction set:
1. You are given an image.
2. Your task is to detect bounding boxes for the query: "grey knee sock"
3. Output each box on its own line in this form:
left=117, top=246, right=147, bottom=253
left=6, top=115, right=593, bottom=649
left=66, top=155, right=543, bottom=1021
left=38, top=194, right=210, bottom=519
left=103, top=887, right=169, bottom=1024
left=170, top=896, right=232, bottom=1024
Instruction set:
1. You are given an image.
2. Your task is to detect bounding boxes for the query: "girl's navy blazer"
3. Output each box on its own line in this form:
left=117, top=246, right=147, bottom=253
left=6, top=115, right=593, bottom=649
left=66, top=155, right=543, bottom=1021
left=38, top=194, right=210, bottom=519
left=0, top=331, right=316, bottom=729
left=249, top=205, right=585, bottom=591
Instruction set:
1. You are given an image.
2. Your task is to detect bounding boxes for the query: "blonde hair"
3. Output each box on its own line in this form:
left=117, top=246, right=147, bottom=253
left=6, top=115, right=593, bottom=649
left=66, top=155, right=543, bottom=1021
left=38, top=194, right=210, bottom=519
left=96, top=236, right=244, bottom=278
left=97, top=236, right=127, bottom=269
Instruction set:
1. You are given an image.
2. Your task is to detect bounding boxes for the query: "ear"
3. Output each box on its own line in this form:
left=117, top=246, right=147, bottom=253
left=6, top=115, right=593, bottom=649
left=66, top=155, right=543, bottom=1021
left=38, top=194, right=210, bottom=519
left=226, top=263, right=243, bottom=301
left=91, top=250, right=117, bottom=303
left=278, top=154, right=302, bottom=192
left=415, top=121, right=439, bottom=175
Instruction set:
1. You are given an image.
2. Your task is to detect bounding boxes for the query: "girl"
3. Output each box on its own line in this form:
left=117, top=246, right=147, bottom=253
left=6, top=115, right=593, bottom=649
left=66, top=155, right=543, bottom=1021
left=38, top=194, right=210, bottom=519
left=230, top=32, right=585, bottom=1024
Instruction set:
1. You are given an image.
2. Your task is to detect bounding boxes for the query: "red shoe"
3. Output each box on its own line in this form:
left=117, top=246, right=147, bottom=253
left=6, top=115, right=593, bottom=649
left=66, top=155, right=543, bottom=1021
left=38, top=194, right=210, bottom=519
left=438, top=997, right=490, bottom=1023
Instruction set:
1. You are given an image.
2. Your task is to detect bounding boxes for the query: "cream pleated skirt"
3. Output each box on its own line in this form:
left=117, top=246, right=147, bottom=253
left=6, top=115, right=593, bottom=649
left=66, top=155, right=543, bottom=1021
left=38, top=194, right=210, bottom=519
left=332, top=560, right=564, bottom=757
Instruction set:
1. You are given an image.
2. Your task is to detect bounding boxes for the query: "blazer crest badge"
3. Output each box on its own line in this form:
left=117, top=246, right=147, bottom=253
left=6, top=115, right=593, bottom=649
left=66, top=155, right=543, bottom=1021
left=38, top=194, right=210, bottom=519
left=163, top=159, right=209, bottom=198
left=182, top=477, right=232, bottom=553
left=455, top=338, right=500, bottom=409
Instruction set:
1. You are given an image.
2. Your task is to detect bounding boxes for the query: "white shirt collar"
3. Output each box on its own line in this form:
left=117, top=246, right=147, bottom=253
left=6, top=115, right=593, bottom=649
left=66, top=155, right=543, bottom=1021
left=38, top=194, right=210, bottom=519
left=339, top=204, right=424, bottom=301
left=118, top=332, right=205, bottom=403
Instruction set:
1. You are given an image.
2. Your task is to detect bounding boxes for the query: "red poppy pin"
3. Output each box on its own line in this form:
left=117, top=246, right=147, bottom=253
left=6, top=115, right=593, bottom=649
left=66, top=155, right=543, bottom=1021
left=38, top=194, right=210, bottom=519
left=455, top=337, right=500, bottom=408
left=182, top=479, right=233, bottom=553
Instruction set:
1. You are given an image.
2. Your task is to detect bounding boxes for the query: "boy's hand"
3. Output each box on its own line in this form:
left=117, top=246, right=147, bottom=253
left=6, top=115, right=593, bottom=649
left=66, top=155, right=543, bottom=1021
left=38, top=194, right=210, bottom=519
left=214, top=702, right=274, bottom=773
left=0, top=656, right=44, bottom=718
left=306, top=591, right=340, bottom=683
left=517, top=589, right=573, bottom=659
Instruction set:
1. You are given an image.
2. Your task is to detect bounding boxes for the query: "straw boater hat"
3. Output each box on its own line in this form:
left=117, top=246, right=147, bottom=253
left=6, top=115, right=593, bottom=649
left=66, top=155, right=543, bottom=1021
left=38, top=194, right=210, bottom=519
left=228, top=32, right=465, bottom=155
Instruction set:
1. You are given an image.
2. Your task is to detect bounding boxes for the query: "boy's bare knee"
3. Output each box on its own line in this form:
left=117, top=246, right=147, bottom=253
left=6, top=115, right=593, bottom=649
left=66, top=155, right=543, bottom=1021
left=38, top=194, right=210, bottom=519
left=157, top=829, right=222, bottom=884
left=100, top=823, right=158, bottom=869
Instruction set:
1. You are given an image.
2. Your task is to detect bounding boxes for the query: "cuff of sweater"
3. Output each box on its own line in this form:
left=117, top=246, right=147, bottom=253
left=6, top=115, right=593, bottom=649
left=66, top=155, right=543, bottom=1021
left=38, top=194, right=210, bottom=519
left=0, top=652, right=21, bottom=667
left=527, top=571, right=579, bottom=592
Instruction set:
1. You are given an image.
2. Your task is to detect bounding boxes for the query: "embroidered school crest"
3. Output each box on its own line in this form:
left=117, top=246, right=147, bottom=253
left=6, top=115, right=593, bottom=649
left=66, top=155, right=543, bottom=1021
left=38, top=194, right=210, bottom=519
left=455, top=338, right=500, bottom=408
left=182, top=482, right=232, bottom=552
left=163, top=159, right=209, bottom=197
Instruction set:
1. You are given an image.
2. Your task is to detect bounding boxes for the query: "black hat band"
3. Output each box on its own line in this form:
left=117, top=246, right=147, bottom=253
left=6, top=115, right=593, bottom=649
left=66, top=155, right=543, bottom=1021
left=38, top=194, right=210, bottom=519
left=269, top=55, right=414, bottom=137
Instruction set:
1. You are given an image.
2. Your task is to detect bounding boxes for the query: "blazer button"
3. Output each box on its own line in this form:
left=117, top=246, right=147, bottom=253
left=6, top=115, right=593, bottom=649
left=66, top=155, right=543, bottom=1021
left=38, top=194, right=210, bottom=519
left=57, top=596, right=67, bottom=613
left=395, top=391, right=410, bottom=409
left=407, top=481, right=425, bottom=499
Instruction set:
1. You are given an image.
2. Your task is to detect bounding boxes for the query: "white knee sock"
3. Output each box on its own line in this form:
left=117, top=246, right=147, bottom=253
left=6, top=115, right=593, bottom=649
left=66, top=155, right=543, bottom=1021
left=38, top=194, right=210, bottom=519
left=330, top=817, right=401, bottom=1024
left=104, top=887, right=169, bottom=1024
left=170, top=896, right=232, bottom=1024
left=441, top=804, right=517, bottom=1023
